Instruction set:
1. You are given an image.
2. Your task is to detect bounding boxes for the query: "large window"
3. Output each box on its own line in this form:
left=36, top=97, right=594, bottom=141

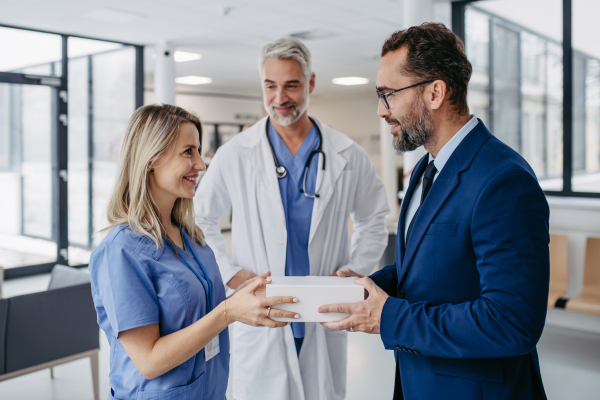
left=454, top=0, right=600, bottom=196
left=0, top=24, right=143, bottom=279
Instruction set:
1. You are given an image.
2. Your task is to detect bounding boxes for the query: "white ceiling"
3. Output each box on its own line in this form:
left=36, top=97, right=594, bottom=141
left=0, top=0, right=453, bottom=99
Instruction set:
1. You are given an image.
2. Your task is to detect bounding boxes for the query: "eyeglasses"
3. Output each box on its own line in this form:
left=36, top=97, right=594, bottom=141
left=376, top=80, right=435, bottom=109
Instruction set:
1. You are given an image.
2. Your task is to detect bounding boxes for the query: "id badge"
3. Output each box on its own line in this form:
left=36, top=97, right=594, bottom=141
left=204, top=335, right=220, bottom=362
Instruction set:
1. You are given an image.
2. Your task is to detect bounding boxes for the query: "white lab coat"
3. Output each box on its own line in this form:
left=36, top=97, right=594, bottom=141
left=194, top=116, right=389, bottom=400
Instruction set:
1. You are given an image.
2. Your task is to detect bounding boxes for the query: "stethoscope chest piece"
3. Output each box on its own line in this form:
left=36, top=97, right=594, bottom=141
left=276, top=165, right=287, bottom=179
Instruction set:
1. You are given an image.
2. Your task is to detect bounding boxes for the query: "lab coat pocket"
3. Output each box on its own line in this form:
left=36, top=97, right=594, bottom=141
left=136, top=372, right=205, bottom=400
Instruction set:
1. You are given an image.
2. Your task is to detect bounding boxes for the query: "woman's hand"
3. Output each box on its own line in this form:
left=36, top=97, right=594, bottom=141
left=225, top=272, right=300, bottom=328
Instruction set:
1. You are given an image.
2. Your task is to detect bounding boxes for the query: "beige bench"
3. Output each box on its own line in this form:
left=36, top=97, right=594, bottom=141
left=566, top=237, right=600, bottom=315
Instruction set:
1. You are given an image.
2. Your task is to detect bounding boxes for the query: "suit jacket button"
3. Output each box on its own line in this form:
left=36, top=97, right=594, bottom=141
left=398, top=290, right=406, bottom=299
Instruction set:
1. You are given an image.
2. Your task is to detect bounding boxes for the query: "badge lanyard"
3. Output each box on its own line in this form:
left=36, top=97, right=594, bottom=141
left=164, top=228, right=221, bottom=362
left=164, top=229, right=213, bottom=311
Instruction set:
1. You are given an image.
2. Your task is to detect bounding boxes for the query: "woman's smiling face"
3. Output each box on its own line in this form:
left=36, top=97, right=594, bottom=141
left=149, top=122, right=205, bottom=204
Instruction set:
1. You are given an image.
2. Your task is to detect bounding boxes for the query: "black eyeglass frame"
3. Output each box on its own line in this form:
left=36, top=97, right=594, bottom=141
left=376, top=80, right=435, bottom=109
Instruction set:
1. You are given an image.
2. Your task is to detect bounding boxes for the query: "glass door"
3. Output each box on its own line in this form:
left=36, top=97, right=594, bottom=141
left=0, top=82, right=57, bottom=266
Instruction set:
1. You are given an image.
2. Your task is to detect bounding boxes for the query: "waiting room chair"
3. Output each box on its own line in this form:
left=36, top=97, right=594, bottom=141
left=548, top=234, right=569, bottom=308
left=566, top=237, right=600, bottom=315
left=0, top=265, right=99, bottom=400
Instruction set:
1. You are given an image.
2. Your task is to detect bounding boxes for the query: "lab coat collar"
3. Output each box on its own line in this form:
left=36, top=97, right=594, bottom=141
left=241, top=116, right=353, bottom=248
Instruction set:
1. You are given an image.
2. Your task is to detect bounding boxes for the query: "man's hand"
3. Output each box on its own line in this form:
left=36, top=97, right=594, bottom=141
left=331, top=268, right=364, bottom=278
left=318, top=276, right=389, bottom=334
left=227, top=269, right=258, bottom=290
left=331, top=268, right=368, bottom=299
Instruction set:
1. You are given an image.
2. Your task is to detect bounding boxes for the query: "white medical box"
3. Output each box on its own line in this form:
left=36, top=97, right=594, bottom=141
left=265, top=276, right=364, bottom=322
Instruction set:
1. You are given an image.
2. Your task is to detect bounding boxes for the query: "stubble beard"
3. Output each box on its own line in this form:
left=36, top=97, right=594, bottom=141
left=389, top=95, right=435, bottom=152
left=264, top=91, right=310, bottom=127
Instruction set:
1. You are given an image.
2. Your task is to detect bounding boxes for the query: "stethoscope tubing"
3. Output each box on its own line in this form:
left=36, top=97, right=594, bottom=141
left=265, top=117, right=325, bottom=198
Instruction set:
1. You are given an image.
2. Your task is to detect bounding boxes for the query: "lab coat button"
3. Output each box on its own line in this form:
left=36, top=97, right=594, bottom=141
left=398, top=289, right=406, bottom=299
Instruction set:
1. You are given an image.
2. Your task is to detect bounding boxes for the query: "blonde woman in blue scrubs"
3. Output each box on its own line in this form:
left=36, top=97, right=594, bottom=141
left=89, top=104, right=299, bottom=400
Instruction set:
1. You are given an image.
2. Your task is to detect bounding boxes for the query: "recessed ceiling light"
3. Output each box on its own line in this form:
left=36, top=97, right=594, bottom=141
left=175, top=76, right=212, bottom=85
left=332, top=77, right=369, bottom=86
left=174, top=51, right=202, bottom=62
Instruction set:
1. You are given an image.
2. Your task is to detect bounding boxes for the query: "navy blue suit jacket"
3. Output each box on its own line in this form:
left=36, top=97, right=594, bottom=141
left=371, top=121, right=549, bottom=400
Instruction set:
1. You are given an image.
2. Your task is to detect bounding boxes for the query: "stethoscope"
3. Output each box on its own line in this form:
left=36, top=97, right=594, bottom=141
left=266, top=117, right=326, bottom=198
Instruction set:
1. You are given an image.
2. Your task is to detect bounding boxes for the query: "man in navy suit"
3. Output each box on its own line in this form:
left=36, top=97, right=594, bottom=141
left=319, top=23, right=549, bottom=400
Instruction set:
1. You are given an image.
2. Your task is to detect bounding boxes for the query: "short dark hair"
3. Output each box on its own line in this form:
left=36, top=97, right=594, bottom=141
left=381, top=23, right=472, bottom=115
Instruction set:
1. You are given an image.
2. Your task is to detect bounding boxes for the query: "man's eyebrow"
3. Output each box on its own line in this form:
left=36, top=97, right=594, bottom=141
left=286, top=80, right=301, bottom=84
left=376, top=85, right=394, bottom=91
left=264, top=79, right=275, bottom=83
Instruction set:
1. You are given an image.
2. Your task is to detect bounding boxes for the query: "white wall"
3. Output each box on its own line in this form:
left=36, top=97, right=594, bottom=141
left=144, top=91, right=264, bottom=125
left=309, top=94, right=403, bottom=179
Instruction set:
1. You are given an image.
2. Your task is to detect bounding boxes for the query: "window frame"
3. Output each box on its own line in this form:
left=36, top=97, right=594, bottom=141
left=453, top=0, right=599, bottom=198
left=0, top=23, right=144, bottom=279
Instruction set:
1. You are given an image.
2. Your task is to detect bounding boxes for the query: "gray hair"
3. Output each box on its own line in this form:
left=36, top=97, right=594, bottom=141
left=259, top=37, right=312, bottom=80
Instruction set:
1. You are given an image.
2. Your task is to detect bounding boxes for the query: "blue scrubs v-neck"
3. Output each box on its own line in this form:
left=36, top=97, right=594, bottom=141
left=89, top=225, right=230, bottom=400
left=267, top=121, right=319, bottom=342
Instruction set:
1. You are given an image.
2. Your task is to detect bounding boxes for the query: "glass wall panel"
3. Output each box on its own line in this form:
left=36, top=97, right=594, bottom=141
left=92, top=47, right=136, bottom=246
left=465, top=1, right=563, bottom=190
left=0, top=83, right=55, bottom=252
left=572, top=0, right=600, bottom=192
left=21, top=85, right=54, bottom=239
left=0, top=27, right=62, bottom=76
left=68, top=55, right=90, bottom=247
left=465, top=8, right=490, bottom=126
left=492, top=23, right=520, bottom=152
left=66, top=38, right=136, bottom=248
left=521, top=32, right=547, bottom=178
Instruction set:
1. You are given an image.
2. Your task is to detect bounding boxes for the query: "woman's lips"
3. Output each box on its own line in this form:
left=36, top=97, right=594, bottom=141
left=183, top=175, right=198, bottom=185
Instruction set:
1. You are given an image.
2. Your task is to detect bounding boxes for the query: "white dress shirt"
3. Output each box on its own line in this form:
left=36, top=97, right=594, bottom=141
left=404, top=115, right=479, bottom=243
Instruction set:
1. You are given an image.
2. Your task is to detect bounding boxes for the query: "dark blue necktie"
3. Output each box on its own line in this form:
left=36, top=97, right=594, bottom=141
left=406, top=160, right=437, bottom=244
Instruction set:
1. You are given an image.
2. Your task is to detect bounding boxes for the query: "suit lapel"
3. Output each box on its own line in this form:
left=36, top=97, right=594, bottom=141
left=397, top=121, right=492, bottom=286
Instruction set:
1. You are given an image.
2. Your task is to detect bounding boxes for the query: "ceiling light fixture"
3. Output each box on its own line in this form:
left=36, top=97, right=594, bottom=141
left=332, top=77, right=369, bottom=86
left=174, top=51, right=202, bottom=62
left=175, top=76, right=213, bottom=85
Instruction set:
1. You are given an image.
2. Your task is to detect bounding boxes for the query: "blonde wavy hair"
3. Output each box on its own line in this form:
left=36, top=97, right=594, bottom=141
left=104, top=104, right=205, bottom=248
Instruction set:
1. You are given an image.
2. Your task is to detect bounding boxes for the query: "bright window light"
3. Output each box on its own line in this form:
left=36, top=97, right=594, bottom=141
left=332, top=76, right=369, bottom=86
left=175, top=76, right=213, bottom=85
left=174, top=51, right=202, bottom=62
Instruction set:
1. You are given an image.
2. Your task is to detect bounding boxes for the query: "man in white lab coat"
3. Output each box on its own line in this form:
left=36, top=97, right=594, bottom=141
left=194, top=37, right=389, bottom=400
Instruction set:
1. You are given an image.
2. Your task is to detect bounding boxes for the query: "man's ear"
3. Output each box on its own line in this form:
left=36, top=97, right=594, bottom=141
left=309, top=72, right=316, bottom=94
left=428, top=80, right=447, bottom=111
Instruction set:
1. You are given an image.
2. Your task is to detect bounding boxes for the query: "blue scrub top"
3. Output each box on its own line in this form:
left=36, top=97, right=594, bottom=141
left=268, top=121, right=318, bottom=339
left=89, top=225, right=230, bottom=400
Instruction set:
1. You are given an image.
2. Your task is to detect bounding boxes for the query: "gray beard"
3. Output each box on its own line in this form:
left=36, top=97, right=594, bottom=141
left=264, top=96, right=310, bottom=127
left=392, top=96, right=434, bottom=152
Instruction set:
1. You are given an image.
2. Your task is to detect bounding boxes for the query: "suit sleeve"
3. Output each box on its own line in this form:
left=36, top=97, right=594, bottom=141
left=341, top=145, right=390, bottom=276
left=370, top=263, right=398, bottom=297
left=194, top=149, right=241, bottom=287
left=379, top=167, right=550, bottom=359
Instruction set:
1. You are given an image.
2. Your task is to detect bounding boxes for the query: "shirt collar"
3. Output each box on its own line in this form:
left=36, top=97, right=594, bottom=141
left=428, top=115, right=478, bottom=172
